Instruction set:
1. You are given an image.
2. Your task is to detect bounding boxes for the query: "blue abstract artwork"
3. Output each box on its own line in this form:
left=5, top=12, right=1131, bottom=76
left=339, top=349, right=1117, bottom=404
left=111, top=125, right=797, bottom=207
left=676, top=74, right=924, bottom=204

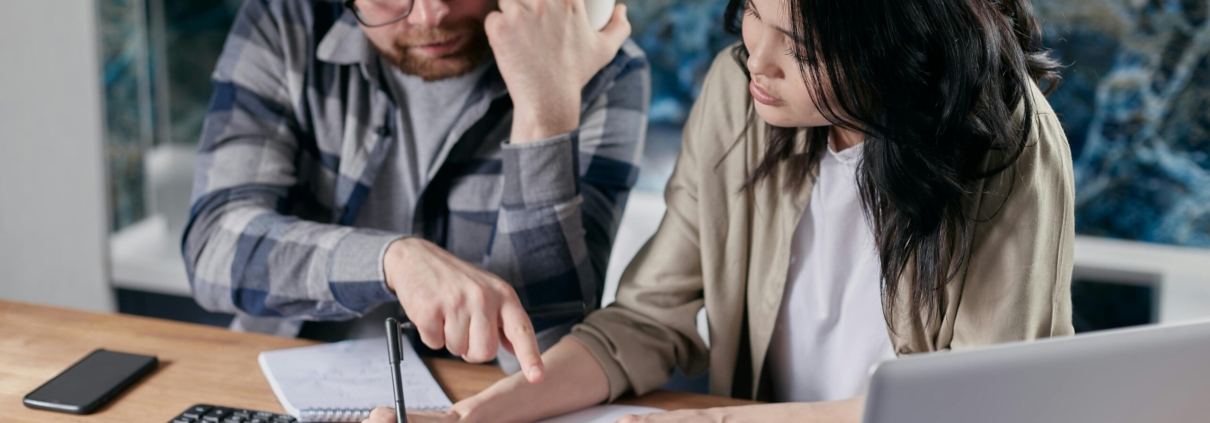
left=99, top=0, right=152, bottom=231
left=1035, top=0, right=1210, bottom=247
left=98, top=0, right=1210, bottom=247
left=628, top=0, right=739, bottom=124
left=628, top=0, right=1210, bottom=248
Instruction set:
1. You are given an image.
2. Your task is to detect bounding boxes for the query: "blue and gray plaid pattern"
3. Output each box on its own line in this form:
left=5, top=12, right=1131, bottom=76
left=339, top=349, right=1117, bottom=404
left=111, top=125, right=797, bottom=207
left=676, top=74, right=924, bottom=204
left=182, top=0, right=649, bottom=337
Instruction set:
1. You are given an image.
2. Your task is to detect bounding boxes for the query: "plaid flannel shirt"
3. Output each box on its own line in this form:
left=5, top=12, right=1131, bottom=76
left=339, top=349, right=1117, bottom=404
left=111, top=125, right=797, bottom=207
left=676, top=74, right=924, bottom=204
left=182, top=0, right=649, bottom=337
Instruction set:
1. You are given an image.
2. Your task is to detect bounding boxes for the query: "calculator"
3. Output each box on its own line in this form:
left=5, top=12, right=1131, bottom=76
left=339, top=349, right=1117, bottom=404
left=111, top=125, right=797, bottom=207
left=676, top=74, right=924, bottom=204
left=168, top=404, right=298, bottom=423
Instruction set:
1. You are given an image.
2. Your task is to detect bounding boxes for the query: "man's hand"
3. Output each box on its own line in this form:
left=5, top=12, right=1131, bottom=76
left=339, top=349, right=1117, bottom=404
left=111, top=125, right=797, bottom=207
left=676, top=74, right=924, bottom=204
left=362, top=407, right=458, bottom=423
left=484, top=0, right=632, bottom=143
left=384, top=238, right=545, bottom=383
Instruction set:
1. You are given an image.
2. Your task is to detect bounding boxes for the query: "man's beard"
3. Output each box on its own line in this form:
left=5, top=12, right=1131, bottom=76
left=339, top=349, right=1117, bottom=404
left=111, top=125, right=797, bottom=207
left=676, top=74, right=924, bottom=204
left=376, top=18, right=491, bottom=81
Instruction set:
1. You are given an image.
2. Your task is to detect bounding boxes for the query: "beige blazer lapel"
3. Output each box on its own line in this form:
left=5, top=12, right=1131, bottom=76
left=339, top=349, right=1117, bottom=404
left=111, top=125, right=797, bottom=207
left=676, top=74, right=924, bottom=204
left=743, top=126, right=815, bottom=397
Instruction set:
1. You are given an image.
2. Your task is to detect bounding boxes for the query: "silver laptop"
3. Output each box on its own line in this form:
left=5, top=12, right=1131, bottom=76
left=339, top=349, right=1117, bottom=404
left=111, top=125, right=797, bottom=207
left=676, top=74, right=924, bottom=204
left=863, top=320, right=1210, bottom=423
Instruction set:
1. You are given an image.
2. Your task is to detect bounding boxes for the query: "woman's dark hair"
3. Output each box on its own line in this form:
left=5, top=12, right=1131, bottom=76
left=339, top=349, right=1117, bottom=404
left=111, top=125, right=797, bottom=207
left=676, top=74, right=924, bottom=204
left=724, top=0, right=1061, bottom=328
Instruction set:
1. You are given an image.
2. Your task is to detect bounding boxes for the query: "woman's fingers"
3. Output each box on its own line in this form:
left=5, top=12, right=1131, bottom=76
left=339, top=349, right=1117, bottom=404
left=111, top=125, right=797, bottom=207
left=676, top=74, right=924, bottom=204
left=364, top=407, right=396, bottom=423
left=363, top=408, right=461, bottom=423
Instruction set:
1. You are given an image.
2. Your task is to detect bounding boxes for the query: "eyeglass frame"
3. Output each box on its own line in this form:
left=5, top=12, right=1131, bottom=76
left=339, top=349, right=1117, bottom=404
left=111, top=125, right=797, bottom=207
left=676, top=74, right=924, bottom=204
left=343, top=0, right=415, bottom=27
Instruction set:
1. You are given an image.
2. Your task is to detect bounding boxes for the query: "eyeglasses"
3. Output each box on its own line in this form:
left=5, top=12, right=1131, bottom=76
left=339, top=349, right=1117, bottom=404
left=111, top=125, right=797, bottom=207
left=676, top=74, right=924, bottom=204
left=344, top=0, right=415, bottom=27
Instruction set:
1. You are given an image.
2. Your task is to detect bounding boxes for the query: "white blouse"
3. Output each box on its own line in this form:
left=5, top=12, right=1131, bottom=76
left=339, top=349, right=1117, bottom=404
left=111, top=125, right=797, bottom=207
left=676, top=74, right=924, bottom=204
left=766, top=143, right=896, bottom=403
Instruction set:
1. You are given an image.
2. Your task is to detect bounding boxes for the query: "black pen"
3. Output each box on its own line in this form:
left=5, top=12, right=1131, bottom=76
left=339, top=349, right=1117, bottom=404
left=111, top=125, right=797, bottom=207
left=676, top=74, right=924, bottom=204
left=384, top=300, right=587, bottom=422
left=385, top=318, right=408, bottom=423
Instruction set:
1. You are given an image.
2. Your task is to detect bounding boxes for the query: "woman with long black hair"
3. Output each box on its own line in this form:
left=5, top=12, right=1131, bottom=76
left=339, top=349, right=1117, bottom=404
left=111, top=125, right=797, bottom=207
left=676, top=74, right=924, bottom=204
left=368, top=0, right=1074, bottom=420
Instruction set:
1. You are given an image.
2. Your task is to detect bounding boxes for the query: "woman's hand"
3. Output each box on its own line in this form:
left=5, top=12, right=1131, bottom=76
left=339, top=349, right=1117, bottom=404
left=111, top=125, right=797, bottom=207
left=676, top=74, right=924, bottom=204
left=362, top=407, right=459, bottom=423
left=484, top=0, right=632, bottom=143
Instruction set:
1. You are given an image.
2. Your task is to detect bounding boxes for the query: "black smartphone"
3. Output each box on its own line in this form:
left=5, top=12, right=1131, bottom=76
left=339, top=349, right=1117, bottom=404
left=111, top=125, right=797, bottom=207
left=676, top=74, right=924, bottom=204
left=22, top=349, right=158, bottom=414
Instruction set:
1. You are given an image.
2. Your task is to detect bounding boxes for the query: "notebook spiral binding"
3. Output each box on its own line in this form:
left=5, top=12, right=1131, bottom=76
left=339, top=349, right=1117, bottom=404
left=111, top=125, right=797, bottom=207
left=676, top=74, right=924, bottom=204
left=298, top=408, right=371, bottom=422
left=298, top=405, right=446, bottom=422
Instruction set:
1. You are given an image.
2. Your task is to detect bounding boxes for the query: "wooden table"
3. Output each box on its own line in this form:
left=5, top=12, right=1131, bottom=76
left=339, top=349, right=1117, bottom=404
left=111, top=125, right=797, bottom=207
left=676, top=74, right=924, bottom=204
left=0, top=300, right=751, bottom=422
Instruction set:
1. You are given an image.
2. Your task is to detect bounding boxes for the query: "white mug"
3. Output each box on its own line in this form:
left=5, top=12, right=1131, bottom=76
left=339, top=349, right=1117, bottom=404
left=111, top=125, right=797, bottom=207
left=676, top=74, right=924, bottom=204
left=585, top=0, right=616, bottom=31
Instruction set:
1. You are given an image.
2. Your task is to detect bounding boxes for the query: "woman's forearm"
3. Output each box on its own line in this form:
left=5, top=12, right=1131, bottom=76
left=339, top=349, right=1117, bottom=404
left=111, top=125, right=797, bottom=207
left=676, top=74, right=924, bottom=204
left=453, top=337, right=611, bottom=423
left=448, top=337, right=863, bottom=423
left=717, top=397, right=864, bottom=423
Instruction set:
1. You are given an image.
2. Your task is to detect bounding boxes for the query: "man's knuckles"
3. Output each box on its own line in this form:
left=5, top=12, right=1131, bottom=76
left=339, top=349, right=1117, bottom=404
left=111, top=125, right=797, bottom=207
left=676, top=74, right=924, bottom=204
left=515, top=0, right=545, bottom=13
left=557, top=0, right=577, bottom=13
left=407, top=300, right=439, bottom=320
left=492, top=282, right=520, bottom=302
left=465, top=284, right=493, bottom=309
left=438, top=283, right=495, bottom=310
left=463, top=346, right=496, bottom=363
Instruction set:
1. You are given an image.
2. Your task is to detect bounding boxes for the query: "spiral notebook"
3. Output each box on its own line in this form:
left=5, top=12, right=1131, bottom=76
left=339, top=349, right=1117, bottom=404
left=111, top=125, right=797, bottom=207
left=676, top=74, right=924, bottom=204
left=258, top=337, right=453, bottom=422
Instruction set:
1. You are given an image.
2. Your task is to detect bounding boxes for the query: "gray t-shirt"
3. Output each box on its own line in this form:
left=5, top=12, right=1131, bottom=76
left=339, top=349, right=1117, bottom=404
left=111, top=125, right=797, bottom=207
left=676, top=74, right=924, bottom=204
left=354, top=58, right=490, bottom=235
left=305, top=60, right=489, bottom=342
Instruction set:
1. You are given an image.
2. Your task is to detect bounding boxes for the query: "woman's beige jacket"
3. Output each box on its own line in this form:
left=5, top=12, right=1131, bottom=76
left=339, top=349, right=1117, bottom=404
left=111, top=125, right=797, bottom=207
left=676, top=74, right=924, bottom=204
left=569, top=45, right=1076, bottom=402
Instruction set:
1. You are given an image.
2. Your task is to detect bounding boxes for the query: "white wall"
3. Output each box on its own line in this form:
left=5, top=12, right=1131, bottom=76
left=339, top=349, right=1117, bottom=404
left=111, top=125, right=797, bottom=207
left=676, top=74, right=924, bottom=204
left=0, top=0, right=114, bottom=312
left=1073, top=236, right=1210, bottom=324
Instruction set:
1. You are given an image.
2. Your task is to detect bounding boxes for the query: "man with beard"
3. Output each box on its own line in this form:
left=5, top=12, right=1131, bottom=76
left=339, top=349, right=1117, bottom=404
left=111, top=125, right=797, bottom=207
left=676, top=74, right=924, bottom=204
left=183, top=0, right=648, bottom=380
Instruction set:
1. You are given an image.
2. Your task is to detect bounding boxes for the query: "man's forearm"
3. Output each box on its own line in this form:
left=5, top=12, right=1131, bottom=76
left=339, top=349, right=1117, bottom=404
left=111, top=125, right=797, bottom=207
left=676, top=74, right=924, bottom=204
left=490, top=126, right=595, bottom=319
left=454, top=337, right=610, bottom=423
left=510, top=102, right=581, bottom=144
left=185, top=198, right=399, bottom=319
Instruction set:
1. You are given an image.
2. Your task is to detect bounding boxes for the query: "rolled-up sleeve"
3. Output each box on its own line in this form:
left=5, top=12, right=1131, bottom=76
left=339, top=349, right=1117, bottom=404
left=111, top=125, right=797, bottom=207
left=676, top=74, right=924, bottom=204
left=487, top=43, right=651, bottom=331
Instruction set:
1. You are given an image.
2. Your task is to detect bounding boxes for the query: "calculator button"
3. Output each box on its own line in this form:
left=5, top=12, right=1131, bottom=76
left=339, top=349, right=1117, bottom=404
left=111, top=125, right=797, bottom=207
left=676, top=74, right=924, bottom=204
left=183, top=405, right=212, bottom=419
left=204, top=408, right=233, bottom=421
left=175, top=405, right=287, bottom=423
